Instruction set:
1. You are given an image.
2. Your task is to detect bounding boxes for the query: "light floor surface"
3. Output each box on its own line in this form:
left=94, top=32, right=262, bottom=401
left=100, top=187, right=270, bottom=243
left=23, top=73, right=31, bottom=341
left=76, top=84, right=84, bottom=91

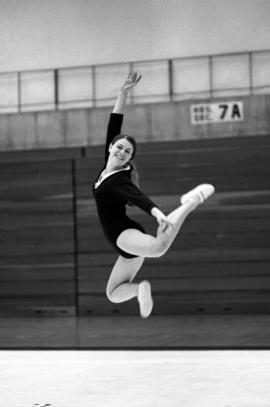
left=0, top=350, right=270, bottom=407
left=1, top=315, right=270, bottom=349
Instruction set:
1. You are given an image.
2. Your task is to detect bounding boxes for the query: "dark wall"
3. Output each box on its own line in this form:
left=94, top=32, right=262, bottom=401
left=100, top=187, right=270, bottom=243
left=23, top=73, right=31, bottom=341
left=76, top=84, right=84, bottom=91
left=0, top=134, right=270, bottom=316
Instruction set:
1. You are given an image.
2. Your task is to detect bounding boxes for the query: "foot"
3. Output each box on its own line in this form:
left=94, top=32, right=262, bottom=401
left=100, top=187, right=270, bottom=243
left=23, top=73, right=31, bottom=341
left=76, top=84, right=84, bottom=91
left=180, top=184, right=215, bottom=205
left=138, top=281, right=153, bottom=319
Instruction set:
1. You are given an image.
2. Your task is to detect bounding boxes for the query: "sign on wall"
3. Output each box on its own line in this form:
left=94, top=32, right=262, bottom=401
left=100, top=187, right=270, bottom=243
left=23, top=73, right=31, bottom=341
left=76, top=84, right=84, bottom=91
left=191, top=101, right=243, bottom=125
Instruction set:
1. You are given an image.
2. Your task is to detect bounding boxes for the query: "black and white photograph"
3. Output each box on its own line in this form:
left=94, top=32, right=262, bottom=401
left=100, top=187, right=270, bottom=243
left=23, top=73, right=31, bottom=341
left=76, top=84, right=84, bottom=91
left=1, top=0, right=270, bottom=405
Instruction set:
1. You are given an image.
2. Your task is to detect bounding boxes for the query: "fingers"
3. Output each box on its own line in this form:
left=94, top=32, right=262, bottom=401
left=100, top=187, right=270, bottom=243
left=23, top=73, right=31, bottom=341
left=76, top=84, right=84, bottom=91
left=125, top=72, right=142, bottom=88
left=135, top=74, right=142, bottom=84
left=158, top=218, right=174, bottom=232
left=130, top=72, right=142, bottom=83
left=160, top=222, right=170, bottom=232
left=160, top=222, right=168, bottom=232
left=129, top=72, right=138, bottom=81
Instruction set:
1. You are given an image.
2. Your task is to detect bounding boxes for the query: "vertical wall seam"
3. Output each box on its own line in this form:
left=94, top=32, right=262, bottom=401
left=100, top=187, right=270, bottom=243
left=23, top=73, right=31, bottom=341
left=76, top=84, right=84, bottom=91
left=71, top=158, right=79, bottom=316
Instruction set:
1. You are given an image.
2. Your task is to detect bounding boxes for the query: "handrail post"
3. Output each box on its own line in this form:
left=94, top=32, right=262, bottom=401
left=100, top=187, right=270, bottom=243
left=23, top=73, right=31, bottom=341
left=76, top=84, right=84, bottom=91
left=92, top=65, right=96, bottom=108
left=168, top=59, right=173, bottom=101
left=18, top=72, right=22, bottom=113
left=209, top=55, right=213, bottom=99
left=54, top=69, right=59, bottom=110
left=71, top=158, right=79, bottom=316
left=249, top=52, right=253, bottom=96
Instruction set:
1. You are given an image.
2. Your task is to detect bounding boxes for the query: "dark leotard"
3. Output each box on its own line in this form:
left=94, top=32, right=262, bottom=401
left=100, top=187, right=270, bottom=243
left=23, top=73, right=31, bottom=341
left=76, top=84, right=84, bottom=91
left=92, top=113, right=157, bottom=258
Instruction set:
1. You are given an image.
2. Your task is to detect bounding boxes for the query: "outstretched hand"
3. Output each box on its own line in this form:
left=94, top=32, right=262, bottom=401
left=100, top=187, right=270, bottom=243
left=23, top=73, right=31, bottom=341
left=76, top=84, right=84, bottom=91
left=121, top=72, right=142, bottom=91
left=156, top=214, right=174, bottom=232
left=151, top=207, right=174, bottom=232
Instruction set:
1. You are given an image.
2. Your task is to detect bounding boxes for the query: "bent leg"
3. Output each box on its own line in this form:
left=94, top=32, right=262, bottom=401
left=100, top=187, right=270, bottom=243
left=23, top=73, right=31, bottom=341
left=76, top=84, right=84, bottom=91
left=117, top=184, right=215, bottom=258
left=116, top=200, right=197, bottom=258
left=106, top=255, right=144, bottom=303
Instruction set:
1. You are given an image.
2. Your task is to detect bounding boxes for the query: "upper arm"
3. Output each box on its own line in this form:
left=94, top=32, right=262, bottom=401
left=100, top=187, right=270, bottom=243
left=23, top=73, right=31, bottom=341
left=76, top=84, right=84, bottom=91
left=115, top=178, right=156, bottom=215
left=104, top=113, right=124, bottom=162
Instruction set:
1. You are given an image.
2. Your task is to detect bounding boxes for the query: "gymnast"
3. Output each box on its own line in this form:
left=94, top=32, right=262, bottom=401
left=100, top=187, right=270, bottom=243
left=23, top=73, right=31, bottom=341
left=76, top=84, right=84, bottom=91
left=92, top=73, right=215, bottom=318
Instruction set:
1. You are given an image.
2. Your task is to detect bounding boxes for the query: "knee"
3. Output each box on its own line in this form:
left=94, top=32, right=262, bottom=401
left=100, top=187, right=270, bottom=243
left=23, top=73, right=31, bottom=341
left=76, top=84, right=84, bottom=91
left=106, top=284, right=121, bottom=303
left=106, top=286, right=114, bottom=302
left=151, top=239, right=167, bottom=258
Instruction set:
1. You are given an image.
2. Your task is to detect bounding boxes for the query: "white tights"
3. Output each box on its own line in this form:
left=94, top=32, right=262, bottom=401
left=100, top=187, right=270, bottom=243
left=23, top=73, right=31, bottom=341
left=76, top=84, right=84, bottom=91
left=106, top=198, right=199, bottom=303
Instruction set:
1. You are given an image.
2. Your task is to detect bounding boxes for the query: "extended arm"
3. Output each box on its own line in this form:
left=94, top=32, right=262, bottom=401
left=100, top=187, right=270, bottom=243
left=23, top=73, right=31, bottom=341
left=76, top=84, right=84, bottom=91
left=115, top=178, right=173, bottom=231
left=104, top=73, right=142, bottom=162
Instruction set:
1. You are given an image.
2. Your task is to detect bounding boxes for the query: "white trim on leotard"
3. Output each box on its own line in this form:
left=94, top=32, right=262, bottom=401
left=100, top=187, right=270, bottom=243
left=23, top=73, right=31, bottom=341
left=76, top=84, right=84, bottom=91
left=94, top=165, right=131, bottom=189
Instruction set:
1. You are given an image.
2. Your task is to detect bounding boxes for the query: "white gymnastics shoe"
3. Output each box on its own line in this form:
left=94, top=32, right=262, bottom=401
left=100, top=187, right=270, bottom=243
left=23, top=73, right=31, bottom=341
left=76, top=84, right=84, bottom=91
left=181, top=184, right=215, bottom=205
left=138, top=281, right=153, bottom=319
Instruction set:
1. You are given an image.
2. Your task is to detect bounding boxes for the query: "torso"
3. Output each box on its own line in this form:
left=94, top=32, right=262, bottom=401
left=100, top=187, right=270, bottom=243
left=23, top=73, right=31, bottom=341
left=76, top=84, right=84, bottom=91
left=92, top=166, right=145, bottom=253
left=91, top=112, right=155, bottom=258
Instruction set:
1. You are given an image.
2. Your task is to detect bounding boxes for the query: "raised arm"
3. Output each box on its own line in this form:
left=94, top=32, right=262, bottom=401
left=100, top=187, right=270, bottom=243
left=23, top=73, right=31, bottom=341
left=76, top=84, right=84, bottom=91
left=104, top=73, right=141, bottom=162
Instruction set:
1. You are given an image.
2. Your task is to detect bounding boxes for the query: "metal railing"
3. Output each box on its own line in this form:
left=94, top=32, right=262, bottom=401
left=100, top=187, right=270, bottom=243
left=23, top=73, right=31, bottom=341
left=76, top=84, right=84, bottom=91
left=0, top=49, right=270, bottom=114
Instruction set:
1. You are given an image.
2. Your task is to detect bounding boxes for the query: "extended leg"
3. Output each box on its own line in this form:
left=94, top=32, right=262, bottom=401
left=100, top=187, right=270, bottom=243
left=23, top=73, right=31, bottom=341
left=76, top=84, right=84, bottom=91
left=117, top=184, right=215, bottom=258
left=116, top=202, right=194, bottom=258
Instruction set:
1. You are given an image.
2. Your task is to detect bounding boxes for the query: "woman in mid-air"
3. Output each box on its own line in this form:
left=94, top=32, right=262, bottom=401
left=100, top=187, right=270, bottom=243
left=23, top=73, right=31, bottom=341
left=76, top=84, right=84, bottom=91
left=92, top=73, right=215, bottom=318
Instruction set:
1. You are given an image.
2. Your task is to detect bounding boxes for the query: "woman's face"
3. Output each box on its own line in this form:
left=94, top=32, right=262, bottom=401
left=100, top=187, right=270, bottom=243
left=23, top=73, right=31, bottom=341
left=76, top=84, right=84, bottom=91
left=109, top=138, right=134, bottom=166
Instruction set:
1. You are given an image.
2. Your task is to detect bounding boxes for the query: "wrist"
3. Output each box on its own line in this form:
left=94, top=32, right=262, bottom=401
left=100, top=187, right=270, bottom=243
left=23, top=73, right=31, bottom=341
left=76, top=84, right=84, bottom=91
left=119, top=87, right=129, bottom=94
left=113, top=92, right=127, bottom=113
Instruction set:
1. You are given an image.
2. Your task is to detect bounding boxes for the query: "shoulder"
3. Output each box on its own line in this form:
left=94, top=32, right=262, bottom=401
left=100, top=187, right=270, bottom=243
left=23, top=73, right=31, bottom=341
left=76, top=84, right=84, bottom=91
left=118, top=167, right=132, bottom=179
left=114, top=168, right=132, bottom=185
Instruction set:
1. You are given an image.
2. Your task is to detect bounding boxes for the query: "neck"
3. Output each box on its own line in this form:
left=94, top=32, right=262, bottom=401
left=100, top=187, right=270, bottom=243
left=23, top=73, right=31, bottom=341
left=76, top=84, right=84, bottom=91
left=105, top=162, right=124, bottom=173
left=106, top=157, right=129, bottom=173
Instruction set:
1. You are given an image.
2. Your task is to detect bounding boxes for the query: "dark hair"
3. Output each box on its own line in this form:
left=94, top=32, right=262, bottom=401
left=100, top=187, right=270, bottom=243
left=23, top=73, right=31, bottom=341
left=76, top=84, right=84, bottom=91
left=111, top=134, right=139, bottom=189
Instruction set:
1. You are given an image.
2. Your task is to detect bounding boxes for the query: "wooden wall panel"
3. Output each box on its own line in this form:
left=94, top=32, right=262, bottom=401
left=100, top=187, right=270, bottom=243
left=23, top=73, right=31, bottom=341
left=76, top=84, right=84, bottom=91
left=77, top=135, right=270, bottom=315
left=0, top=155, right=76, bottom=315
left=0, top=134, right=269, bottom=316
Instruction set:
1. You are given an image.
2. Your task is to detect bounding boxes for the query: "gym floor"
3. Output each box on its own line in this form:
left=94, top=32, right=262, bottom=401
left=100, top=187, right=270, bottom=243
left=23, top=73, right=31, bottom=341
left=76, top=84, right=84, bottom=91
left=1, top=349, right=269, bottom=406
left=1, top=314, right=270, bottom=349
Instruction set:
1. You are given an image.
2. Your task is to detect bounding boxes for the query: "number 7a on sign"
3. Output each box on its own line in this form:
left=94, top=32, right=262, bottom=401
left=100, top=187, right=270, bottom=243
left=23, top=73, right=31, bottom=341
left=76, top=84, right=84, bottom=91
left=218, top=102, right=243, bottom=121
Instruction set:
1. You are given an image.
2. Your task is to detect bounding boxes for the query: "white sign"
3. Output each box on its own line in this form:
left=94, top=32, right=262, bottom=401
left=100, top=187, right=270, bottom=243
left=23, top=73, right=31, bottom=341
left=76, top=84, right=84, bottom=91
left=191, top=101, right=243, bottom=125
